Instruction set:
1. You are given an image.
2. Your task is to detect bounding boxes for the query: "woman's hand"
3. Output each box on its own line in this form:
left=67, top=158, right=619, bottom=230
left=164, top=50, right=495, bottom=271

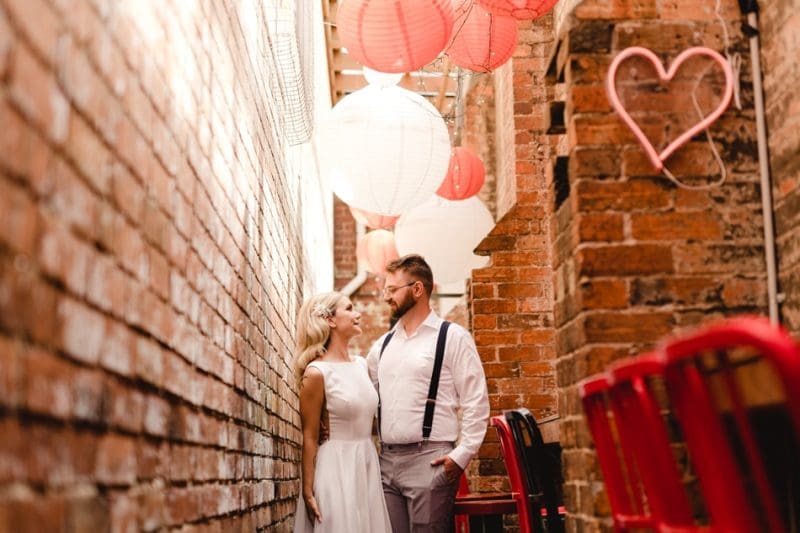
left=303, top=491, right=323, bottom=523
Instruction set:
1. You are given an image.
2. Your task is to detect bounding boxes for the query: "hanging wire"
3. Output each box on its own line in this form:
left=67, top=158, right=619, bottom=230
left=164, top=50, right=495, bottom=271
left=661, top=3, right=742, bottom=190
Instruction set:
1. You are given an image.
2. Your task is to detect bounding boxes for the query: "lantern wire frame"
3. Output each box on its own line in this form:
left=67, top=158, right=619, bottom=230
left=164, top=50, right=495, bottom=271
left=267, top=0, right=315, bottom=146
left=447, top=0, right=516, bottom=74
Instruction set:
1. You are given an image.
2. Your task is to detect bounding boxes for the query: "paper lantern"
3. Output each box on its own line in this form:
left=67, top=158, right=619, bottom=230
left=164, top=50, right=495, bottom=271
left=363, top=67, right=403, bottom=88
left=437, top=147, right=486, bottom=201
left=478, top=0, right=559, bottom=20
left=447, top=2, right=518, bottom=72
left=337, top=0, right=455, bottom=73
left=350, top=206, right=399, bottom=229
left=395, top=196, right=493, bottom=284
left=316, top=84, right=451, bottom=216
left=356, top=229, right=399, bottom=275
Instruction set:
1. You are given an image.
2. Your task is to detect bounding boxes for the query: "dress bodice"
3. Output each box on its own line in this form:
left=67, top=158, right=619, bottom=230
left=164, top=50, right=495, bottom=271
left=308, top=357, right=377, bottom=441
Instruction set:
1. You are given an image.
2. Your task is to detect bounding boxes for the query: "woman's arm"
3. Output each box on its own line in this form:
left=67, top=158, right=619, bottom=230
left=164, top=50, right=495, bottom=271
left=299, top=366, right=325, bottom=523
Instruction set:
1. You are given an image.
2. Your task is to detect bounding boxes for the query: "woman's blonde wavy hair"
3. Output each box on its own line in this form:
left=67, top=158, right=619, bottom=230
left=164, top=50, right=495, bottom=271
left=294, top=291, right=345, bottom=383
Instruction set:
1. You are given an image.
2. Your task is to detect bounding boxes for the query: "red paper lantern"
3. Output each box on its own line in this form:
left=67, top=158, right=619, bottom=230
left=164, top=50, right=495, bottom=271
left=356, top=229, right=399, bottom=274
left=478, top=0, right=559, bottom=20
left=337, top=0, right=455, bottom=73
left=350, top=206, right=399, bottom=229
left=447, top=2, right=518, bottom=72
left=436, top=147, right=486, bottom=201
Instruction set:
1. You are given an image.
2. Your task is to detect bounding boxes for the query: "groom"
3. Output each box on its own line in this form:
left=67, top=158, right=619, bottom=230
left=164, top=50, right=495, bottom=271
left=367, top=254, right=490, bottom=532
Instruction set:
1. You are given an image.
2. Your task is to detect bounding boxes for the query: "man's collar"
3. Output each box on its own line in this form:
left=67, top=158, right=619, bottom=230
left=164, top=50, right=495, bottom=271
left=395, top=310, right=441, bottom=338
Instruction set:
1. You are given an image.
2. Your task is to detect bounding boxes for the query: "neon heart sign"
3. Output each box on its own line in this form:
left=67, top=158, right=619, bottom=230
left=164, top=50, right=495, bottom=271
left=607, top=46, right=734, bottom=172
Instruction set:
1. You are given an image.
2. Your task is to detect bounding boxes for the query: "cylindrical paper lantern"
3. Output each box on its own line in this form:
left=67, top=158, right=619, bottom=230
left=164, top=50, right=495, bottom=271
left=447, top=2, right=518, bottom=72
left=356, top=229, right=399, bottom=275
left=350, top=206, right=399, bottom=229
left=437, top=147, right=486, bottom=201
left=337, top=0, right=455, bottom=73
left=395, top=196, right=493, bottom=284
left=316, top=84, right=451, bottom=216
left=478, top=0, right=559, bottom=20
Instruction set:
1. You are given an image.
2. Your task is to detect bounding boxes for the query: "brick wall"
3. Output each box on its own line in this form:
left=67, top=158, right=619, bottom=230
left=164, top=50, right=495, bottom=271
left=0, top=0, right=326, bottom=530
left=554, top=0, right=768, bottom=529
left=760, top=0, right=800, bottom=335
left=469, top=14, right=558, bottom=506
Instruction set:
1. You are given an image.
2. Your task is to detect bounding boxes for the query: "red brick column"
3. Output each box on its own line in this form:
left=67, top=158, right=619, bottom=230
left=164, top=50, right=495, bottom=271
left=469, top=14, right=558, bottom=503
left=554, top=1, right=767, bottom=529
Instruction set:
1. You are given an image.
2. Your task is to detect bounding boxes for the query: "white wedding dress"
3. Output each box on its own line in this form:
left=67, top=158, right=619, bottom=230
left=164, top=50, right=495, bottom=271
left=293, top=356, right=392, bottom=533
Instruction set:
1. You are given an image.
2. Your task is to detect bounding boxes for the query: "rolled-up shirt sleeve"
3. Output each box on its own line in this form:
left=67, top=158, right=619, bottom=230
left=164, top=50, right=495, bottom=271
left=448, top=327, right=490, bottom=469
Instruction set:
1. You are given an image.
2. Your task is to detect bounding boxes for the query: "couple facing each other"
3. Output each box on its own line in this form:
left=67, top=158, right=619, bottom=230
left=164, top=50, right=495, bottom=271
left=293, top=254, right=491, bottom=533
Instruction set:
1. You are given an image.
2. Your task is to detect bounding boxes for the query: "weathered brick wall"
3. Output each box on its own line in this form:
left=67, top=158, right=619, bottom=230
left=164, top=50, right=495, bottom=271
left=470, top=14, right=558, bottom=504
left=554, top=1, right=768, bottom=529
left=0, top=0, right=321, bottom=530
left=760, top=0, right=800, bottom=335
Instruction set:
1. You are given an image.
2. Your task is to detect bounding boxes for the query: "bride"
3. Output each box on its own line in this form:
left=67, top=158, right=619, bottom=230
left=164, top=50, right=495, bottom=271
left=292, top=291, right=392, bottom=533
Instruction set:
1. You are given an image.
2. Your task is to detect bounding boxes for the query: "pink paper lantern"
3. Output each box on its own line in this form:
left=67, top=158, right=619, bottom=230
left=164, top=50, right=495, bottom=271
left=356, top=229, right=399, bottom=275
left=350, top=206, right=399, bottom=229
left=447, top=2, right=518, bottom=72
left=436, top=147, right=486, bottom=201
left=337, top=0, right=455, bottom=73
left=478, top=0, right=559, bottom=20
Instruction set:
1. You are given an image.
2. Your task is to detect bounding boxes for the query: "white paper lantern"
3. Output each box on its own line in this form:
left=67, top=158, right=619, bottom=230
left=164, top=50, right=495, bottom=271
left=395, top=196, right=494, bottom=284
left=363, top=67, right=404, bottom=87
left=316, top=84, right=451, bottom=216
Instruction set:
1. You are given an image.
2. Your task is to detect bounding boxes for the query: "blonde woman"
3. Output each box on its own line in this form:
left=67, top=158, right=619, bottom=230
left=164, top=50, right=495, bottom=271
left=292, top=292, right=391, bottom=533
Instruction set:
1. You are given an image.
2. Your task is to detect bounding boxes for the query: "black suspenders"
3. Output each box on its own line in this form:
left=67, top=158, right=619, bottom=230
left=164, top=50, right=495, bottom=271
left=377, top=321, right=451, bottom=441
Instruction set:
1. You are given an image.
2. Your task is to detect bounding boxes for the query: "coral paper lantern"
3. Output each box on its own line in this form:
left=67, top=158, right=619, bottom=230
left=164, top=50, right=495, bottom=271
left=437, top=147, right=486, bottom=201
left=316, top=84, right=451, bottom=216
left=350, top=206, right=399, bottom=229
left=395, top=196, right=493, bottom=284
left=337, top=0, right=455, bottom=73
left=356, top=229, right=399, bottom=275
left=478, top=0, right=559, bottom=20
left=447, top=2, right=518, bottom=72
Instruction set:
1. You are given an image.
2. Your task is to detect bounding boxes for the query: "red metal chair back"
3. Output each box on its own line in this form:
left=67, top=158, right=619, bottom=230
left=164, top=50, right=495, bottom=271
left=607, top=355, right=695, bottom=528
left=492, top=414, right=535, bottom=533
left=662, top=316, right=800, bottom=533
left=578, top=374, right=656, bottom=531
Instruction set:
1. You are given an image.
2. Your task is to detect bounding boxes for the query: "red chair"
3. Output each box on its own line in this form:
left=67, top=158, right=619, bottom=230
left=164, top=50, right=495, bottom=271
left=579, top=373, right=657, bottom=531
left=454, top=415, right=542, bottom=533
left=454, top=473, right=515, bottom=533
left=606, top=355, right=695, bottom=529
left=661, top=316, right=800, bottom=533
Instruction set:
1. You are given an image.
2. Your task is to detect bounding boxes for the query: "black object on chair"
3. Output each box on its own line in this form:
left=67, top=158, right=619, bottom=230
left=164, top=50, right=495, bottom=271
left=505, top=408, right=565, bottom=533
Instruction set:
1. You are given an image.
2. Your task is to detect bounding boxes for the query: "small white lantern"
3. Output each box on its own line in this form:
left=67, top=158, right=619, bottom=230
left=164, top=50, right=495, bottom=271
left=316, top=84, right=451, bottom=216
left=394, top=196, right=494, bottom=284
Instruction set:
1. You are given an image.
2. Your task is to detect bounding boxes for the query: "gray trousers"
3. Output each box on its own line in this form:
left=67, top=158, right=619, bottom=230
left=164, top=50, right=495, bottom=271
left=379, top=441, right=460, bottom=533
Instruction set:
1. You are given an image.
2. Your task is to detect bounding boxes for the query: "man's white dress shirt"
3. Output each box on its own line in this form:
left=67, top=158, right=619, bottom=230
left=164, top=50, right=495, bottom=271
left=366, top=311, right=490, bottom=469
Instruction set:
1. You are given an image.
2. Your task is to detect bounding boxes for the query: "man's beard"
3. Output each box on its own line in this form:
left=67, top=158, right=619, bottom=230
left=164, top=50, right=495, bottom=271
left=390, top=292, right=415, bottom=321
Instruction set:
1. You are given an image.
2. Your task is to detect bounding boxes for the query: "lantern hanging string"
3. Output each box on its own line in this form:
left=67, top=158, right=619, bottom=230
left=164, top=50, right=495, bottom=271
left=715, top=0, right=742, bottom=110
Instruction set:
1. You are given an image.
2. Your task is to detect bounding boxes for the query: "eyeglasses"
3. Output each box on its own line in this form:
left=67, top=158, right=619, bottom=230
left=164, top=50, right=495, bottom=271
left=382, top=281, right=417, bottom=297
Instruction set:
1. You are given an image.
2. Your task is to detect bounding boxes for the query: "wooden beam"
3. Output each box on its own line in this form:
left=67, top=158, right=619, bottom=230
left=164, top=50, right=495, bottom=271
left=334, top=72, right=458, bottom=95
left=435, top=58, right=452, bottom=112
left=321, top=0, right=337, bottom=103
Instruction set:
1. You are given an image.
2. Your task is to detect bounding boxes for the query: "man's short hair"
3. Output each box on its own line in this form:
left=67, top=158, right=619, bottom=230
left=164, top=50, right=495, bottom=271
left=386, top=254, right=434, bottom=296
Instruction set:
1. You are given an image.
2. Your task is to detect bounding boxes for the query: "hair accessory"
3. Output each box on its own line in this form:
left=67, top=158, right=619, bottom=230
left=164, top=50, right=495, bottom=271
left=312, top=303, right=332, bottom=319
